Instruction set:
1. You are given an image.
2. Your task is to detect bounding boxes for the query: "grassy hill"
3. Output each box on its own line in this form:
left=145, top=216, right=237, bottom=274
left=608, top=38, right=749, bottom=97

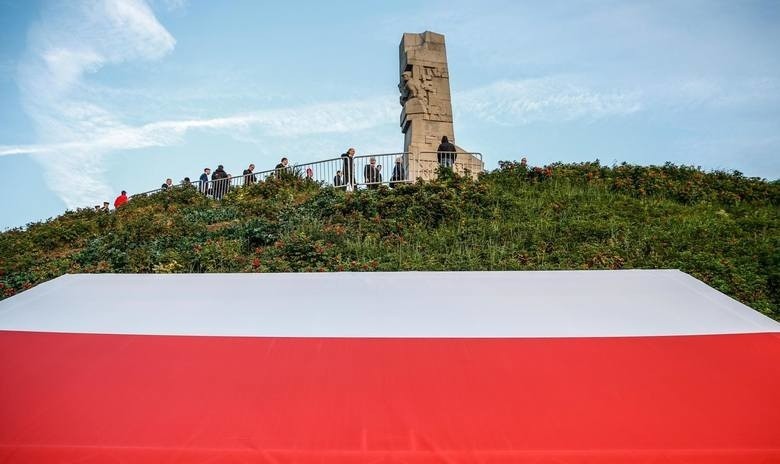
left=2, top=160, right=778, bottom=320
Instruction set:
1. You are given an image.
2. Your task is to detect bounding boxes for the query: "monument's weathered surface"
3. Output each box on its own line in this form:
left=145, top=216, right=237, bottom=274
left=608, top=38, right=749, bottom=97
left=399, top=31, right=483, bottom=178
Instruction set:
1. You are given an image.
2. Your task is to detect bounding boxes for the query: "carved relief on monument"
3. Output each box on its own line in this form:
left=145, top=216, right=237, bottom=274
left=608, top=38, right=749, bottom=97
left=399, top=72, right=418, bottom=103
left=400, top=70, right=434, bottom=118
left=399, top=64, right=453, bottom=122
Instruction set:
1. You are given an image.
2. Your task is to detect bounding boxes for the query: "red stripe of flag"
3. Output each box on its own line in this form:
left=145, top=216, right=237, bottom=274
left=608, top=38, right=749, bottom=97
left=1, top=331, right=779, bottom=462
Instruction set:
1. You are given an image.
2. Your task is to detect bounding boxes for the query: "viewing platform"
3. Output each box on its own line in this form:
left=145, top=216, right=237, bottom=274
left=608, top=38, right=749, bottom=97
left=135, top=151, right=484, bottom=198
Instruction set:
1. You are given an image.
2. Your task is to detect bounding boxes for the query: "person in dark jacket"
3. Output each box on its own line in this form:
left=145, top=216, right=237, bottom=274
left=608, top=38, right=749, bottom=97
left=364, top=157, right=382, bottom=189
left=341, top=148, right=356, bottom=190
left=436, top=135, right=457, bottom=168
left=274, top=157, right=289, bottom=178
left=199, top=168, right=211, bottom=195
left=333, top=170, right=344, bottom=187
left=212, top=165, right=228, bottom=200
left=275, top=157, right=288, bottom=170
left=389, top=156, right=406, bottom=188
left=242, top=164, right=256, bottom=185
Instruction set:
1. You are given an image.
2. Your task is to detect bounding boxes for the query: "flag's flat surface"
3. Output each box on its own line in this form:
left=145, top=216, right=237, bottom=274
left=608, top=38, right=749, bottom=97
left=1, top=270, right=779, bottom=463
left=0, top=270, right=777, bottom=337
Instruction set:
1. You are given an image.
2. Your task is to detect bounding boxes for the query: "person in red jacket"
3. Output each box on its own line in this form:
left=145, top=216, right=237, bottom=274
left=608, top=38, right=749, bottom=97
left=114, top=190, right=128, bottom=208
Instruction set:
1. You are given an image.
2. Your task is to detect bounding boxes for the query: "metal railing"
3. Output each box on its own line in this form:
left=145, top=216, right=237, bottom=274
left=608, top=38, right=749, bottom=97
left=413, top=152, right=484, bottom=180
left=298, top=152, right=411, bottom=190
left=132, top=152, right=414, bottom=199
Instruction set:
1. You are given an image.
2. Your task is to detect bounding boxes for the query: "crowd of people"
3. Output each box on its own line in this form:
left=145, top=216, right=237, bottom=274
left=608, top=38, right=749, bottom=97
left=334, top=148, right=408, bottom=190
left=101, top=137, right=463, bottom=210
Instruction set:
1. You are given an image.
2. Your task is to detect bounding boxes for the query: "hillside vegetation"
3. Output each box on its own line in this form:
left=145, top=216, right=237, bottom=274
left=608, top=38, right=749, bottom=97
left=1, top=161, right=778, bottom=319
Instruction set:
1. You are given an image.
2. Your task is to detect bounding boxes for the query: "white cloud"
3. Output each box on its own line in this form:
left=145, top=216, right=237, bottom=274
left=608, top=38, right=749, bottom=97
left=2, top=96, right=397, bottom=157
left=16, top=0, right=176, bottom=208
left=659, top=76, right=780, bottom=110
left=456, top=78, right=642, bottom=125
left=97, top=0, right=176, bottom=60
left=4, top=76, right=643, bottom=164
left=0, top=146, right=49, bottom=156
left=152, top=0, right=187, bottom=12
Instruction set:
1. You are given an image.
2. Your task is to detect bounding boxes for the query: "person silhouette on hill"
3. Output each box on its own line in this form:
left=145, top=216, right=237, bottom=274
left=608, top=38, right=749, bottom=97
left=436, top=136, right=457, bottom=168
left=274, top=157, right=289, bottom=178
left=390, top=157, right=406, bottom=188
left=212, top=165, right=228, bottom=199
left=200, top=168, right=211, bottom=195
left=243, top=164, right=256, bottom=185
left=341, top=148, right=356, bottom=190
left=114, top=190, right=128, bottom=208
left=364, top=157, right=382, bottom=189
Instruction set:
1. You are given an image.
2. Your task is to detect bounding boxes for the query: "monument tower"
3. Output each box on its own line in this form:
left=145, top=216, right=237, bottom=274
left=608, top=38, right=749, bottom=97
left=399, top=31, right=482, bottom=178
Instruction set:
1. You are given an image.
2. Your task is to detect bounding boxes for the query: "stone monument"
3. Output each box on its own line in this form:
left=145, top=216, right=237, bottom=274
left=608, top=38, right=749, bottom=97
left=399, top=31, right=482, bottom=179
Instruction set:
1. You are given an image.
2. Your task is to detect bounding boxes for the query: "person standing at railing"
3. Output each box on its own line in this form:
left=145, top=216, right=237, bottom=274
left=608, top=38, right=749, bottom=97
left=114, top=190, right=128, bottom=208
left=389, top=157, right=406, bottom=188
left=333, top=170, right=344, bottom=187
left=364, top=157, right=382, bottom=189
left=199, top=168, right=211, bottom=195
left=436, top=135, right=457, bottom=168
left=243, top=164, right=256, bottom=185
left=161, top=178, right=173, bottom=190
left=341, top=148, right=356, bottom=191
left=212, top=165, right=228, bottom=200
left=274, top=157, right=289, bottom=179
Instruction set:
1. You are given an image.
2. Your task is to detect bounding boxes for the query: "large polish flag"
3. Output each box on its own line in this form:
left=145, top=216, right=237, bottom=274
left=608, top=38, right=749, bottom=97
left=1, top=270, right=779, bottom=463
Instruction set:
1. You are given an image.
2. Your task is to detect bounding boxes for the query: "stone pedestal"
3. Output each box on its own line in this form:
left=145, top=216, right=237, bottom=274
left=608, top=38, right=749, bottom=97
left=399, top=31, right=482, bottom=180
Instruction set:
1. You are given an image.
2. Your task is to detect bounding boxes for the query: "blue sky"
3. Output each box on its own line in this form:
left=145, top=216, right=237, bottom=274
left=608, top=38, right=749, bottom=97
left=1, top=0, right=778, bottom=229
